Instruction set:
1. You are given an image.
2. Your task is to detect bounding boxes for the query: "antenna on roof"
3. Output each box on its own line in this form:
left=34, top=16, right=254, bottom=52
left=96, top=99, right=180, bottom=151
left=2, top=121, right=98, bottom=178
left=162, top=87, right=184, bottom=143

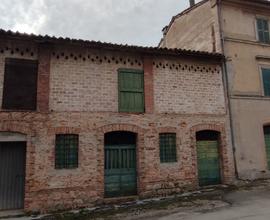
left=189, top=0, right=195, bottom=6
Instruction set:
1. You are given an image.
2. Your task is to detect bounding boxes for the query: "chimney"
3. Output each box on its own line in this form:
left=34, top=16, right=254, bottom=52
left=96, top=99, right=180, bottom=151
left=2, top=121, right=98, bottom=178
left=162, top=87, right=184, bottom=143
left=189, top=0, right=195, bottom=6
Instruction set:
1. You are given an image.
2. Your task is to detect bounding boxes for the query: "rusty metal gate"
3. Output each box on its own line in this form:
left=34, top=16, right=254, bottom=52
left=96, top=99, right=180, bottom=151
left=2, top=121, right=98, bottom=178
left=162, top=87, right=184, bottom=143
left=0, top=142, right=26, bottom=210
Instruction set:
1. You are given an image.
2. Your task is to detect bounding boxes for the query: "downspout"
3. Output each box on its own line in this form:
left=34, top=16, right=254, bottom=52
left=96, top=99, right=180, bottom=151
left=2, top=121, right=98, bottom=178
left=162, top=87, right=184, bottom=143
left=216, top=0, right=239, bottom=179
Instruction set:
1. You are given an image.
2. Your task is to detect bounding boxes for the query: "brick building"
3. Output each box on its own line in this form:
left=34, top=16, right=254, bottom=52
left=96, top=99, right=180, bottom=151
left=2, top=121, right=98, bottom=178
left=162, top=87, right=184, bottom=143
left=0, top=30, right=234, bottom=212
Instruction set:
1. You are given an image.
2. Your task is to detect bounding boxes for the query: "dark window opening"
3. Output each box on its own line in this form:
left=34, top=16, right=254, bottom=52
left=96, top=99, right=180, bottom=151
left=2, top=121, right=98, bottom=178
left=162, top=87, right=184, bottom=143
left=262, top=68, right=270, bottom=96
left=264, top=125, right=270, bottom=169
left=196, top=130, right=219, bottom=141
left=159, top=133, right=177, bottom=163
left=105, top=131, right=136, bottom=146
left=2, top=58, right=38, bottom=110
left=55, top=134, right=79, bottom=169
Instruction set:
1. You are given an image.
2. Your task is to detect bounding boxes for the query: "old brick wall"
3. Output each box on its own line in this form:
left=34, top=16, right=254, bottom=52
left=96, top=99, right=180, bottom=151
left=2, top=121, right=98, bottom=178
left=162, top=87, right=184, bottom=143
left=153, top=58, right=225, bottom=114
left=0, top=112, right=234, bottom=212
left=50, top=46, right=143, bottom=112
left=0, top=40, right=235, bottom=213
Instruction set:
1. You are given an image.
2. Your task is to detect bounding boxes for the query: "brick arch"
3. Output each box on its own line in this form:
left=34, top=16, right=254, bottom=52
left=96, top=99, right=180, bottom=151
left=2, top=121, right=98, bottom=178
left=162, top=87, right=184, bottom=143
left=96, top=123, right=145, bottom=198
left=190, top=123, right=225, bottom=134
left=0, top=121, right=34, bottom=135
left=97, top=123, right=145, bottom=134
left=190, top=123, right=232, bottom=185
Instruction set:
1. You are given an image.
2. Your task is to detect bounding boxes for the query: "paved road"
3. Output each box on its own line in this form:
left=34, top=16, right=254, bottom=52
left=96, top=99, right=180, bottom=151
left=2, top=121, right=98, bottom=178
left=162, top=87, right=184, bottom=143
left=153, top=189, right=270, bottom=220
left=3, top=187, right=270, bottom=220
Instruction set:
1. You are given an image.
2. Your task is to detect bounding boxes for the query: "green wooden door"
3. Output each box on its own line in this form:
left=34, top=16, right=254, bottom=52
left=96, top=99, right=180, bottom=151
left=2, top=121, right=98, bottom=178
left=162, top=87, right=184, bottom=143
left=197, top=141, right=221, bottom=186
left=264, top=133, right=270, bottom=168
left=104, top=145, right=137, bottom=197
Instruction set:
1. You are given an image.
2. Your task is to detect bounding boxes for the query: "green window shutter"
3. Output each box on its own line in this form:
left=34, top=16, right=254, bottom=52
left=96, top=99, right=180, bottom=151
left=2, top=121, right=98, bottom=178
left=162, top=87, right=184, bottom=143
left=257, top=18, right=270, bottom=44
left=118, top=69, right=144, bottom=113
left=262, top=68, right=270, bottom=96
left=159, top=133, right=177, bottom=163
left=55, top=134, right=79, bottom=169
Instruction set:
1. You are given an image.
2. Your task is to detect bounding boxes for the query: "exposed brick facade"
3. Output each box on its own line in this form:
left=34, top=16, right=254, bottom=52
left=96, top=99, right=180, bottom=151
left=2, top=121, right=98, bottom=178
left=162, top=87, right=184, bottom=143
left=37, top=44, right=51, bottom=112
left=0, top=38, right=235, bottom=213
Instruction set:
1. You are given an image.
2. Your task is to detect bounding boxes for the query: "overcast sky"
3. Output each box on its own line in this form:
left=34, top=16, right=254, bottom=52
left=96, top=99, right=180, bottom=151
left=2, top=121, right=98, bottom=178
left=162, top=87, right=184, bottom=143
left=0, top=0, right=201, bottom=46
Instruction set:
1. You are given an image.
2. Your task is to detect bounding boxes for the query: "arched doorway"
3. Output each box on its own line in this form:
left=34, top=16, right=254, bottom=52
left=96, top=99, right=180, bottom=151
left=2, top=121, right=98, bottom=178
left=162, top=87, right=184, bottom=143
left=0, top=132, right=27, bottom=210
left=196, top=130, right=221, bottom=186
left=104, top=131, right=137, bottom=197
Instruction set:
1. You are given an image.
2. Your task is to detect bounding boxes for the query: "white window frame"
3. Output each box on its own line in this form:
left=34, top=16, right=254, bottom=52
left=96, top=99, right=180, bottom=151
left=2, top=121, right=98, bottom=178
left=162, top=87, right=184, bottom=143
left=259, top=64, right=270, bottom=96
left=255, top=16, right=270, bottom=43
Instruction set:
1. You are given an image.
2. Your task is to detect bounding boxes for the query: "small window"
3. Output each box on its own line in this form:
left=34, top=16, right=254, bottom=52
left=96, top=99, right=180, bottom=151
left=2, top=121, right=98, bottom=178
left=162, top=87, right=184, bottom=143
left=262, top=68, right=270, bottom=96
left=118, top=69, right=144, bottom=113
left=159, top=133, right=177, bottom=163
left=264, top=126, right=270, bottom=169
left=2, top=58, right=38, bottom=110
left=55, top=134, right=79, bottom=169
left=257, top=18, right=270, bottom=44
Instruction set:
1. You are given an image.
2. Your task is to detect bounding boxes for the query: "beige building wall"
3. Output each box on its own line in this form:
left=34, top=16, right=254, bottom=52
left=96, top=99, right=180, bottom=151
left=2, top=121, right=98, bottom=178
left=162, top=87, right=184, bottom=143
left=221, top=2, right=270, bottom=179
left=161, top=0, right=270, bottom=180
left=160, top=0, right=221, bottom=53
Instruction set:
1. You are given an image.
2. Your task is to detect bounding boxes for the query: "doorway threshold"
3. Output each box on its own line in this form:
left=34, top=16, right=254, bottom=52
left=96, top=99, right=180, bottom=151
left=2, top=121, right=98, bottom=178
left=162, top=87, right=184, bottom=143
left=0, top=209, right=25, bottom=219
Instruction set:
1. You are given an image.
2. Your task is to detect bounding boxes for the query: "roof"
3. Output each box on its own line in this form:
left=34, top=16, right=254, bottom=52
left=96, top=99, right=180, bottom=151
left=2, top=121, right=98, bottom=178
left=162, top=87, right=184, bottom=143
left=0, top=29, right=223, bottom=60
left=228, top=0, right=270, bottom=7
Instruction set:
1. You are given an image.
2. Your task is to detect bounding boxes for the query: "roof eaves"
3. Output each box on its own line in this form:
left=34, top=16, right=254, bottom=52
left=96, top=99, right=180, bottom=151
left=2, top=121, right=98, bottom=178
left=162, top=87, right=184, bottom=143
left=0, top=29, right=224, bottom=60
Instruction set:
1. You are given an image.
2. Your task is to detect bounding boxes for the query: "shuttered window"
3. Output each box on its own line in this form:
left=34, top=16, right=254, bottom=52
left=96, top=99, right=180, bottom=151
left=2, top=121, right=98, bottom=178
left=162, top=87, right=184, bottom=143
left=118, top=69, right=144, bottom=113
left=2, top=58, right=38, bottom=110
left=159, top=133, right=177, bottom=163
left=55, top=134, right=79, bottom=169
left=262, top=68, right=270, bottom=96
left=257, top=18, right=270, bottom=44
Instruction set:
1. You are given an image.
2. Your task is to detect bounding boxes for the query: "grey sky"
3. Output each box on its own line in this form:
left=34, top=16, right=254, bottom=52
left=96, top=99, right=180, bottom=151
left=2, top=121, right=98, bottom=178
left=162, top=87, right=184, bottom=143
left=0, top=0, right=201, bottom=46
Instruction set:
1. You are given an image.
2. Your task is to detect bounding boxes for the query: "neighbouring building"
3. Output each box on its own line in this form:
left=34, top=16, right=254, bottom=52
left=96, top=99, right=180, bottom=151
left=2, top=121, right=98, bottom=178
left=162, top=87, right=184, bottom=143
left=0, top=29, right=235, bottom=212
left=160, top=0, right=270, bottom=180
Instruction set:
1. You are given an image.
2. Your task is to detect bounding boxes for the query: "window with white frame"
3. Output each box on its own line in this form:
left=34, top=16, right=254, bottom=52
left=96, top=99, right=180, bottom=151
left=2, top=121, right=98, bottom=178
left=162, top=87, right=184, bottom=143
left=262, top=68, right=270, bottom=96
left=256, top=18, right=270, bottom=44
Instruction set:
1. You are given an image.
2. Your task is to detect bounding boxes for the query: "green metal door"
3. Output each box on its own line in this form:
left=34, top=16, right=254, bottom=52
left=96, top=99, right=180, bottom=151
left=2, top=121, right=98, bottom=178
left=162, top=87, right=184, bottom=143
left=197, top=140, right=221, bottom=186
left=264, top=133, right=270, bottom=168
left=104, top=145, right=137, bottom=197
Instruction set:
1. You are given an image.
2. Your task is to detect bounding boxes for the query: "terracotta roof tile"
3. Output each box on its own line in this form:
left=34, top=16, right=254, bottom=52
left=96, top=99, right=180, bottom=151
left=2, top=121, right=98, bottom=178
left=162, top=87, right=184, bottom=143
left=0, top=29, right=224, bottom=60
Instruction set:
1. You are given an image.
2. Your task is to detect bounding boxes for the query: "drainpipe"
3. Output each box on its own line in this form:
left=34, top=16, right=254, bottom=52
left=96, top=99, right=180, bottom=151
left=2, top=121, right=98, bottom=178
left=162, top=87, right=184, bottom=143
left=216, top=0, right=239, bottom=179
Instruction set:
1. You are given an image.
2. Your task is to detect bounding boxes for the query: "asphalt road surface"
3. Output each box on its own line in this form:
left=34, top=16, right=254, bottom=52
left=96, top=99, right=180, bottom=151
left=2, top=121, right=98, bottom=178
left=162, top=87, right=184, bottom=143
left=148, top=188, right=270, bottom=220
left=3, top=187, right=270, bottom=220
